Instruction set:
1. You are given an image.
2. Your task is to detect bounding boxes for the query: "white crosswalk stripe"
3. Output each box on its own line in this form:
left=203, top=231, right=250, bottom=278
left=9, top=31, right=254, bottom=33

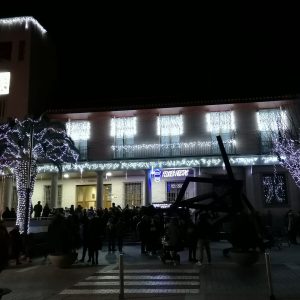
left=60, top=267, right=200, bottom=295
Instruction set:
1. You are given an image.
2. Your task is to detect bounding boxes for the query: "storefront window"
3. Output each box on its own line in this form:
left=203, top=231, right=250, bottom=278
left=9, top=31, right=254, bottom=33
left=166, top=181, right=186, bottom=203
left=125, top=182, right=142, bottom=207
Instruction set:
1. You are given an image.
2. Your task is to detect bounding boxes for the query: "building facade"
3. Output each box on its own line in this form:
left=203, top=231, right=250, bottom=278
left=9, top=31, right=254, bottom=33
left=1, top=17, right=300, bottom=223
left=0, top=16, right=56, bottom=120
left=30, top=98, right=300, bottom=223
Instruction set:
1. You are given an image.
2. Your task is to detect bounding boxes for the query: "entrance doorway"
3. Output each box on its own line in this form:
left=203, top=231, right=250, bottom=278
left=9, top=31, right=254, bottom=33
left=104, top=184, right=112, bottom=208
left=76, top=185, right=96, bottom=209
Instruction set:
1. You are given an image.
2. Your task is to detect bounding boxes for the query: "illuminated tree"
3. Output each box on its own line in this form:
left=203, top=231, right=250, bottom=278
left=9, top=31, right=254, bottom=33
left=0, top=117, right=79, bottom=233
left=258, top=104, right=300, bottom=190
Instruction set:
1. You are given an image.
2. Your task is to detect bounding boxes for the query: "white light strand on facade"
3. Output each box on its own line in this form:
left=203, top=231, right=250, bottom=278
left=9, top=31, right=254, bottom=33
left=206, top=111, right=235, bottom=133
left=263, top=174, right=287, bottom=204
left=0, top=72, right=11, bottom=95
left=110, top=117, right=137, bottom=138
left=157, top=114, right=183, bottom=136
left=111, top=139, right=236, bottom=152
left=36, top=154, right=280, bottom=174
left=257, top=109, right=287, bottom=132
left=0, top=16, right=47, bottom=35
left=66, top=121, right=91, bottom=141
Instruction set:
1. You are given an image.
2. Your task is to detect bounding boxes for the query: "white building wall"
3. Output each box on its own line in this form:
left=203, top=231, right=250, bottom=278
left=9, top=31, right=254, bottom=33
left=32, top=179, right=51, bottom=207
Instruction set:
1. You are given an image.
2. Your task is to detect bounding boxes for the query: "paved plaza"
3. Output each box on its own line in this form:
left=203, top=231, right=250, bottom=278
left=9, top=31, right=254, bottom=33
left=0, top=241, right=299, bottom=300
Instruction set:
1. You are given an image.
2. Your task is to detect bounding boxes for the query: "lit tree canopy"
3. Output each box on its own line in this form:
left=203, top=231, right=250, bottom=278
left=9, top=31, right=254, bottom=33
left=264, top=104, right=300, bottom=190
left=0, top=117, right=79, bottom=233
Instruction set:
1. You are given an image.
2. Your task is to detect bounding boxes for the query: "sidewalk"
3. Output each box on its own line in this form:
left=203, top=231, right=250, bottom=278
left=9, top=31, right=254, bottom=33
left=0, top=241, right=299, bottom=300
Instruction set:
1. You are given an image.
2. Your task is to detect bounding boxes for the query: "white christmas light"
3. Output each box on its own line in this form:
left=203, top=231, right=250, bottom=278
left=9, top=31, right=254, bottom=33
left=110, top=117, right=136, bottom=138
left=206, top=111, right=235, bottom=133
left=0, top=16, right=46, bottom=35
left=111, top=139, right=235, bottom=152
left=257, top=109, right=287, bottom=132
left=66, top=121, right=91, bottom=141
left=157, top=114, right=183, bottom=136
left=36, top=154, right=280, bottom=175
left=0, top=72, right=10, bottom=95
left=0, top=117, right=79, bottom=233
left=0, top=16, right=47, bottom=35
left=262, top=174, right=287, bottom=205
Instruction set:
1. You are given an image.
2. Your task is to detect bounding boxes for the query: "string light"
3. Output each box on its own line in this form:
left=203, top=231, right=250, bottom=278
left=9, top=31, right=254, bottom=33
left=257, top=107, right=300, bottom=190
left=206, top=111, right=235, bottom=133
left=257, top=109, right=287, bottom=132
left=0, top=16, right=47, bottom=35
left=157, top=114, right=183, bottom=136
left=66, top=121, right=91, bottom=141
left=110, top=117, right=136, bottom=138
left=0, top=117, right=79, bottom=233
left=37, top=154, right=280, bottom=174
left=111, top=139, right=236, bottom=153
left=262, top=174, right=287, bottom=205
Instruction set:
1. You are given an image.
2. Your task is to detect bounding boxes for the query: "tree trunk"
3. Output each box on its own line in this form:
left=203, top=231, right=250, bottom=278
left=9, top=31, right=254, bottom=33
left=15, top=160, right=37, bottom=234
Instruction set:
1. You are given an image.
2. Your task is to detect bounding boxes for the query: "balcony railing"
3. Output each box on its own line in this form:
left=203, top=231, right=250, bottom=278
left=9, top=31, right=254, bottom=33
left=111, top=139, right=236, bottom=159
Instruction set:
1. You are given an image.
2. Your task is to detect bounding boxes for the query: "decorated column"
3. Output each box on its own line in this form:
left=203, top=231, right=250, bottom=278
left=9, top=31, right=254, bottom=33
left=51, top=173, right=58, bottom=208
left=144, top=169, right=152, bottom=206
left=96, top=171, right=104, bottom=209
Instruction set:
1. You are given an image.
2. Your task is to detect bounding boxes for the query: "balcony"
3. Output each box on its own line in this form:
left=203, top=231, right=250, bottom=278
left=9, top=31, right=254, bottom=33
left=111, top=139, right=236, bottom=159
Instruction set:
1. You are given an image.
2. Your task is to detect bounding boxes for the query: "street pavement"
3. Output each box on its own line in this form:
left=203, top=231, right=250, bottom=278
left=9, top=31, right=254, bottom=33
left=0, top=241, right=299, bottom=300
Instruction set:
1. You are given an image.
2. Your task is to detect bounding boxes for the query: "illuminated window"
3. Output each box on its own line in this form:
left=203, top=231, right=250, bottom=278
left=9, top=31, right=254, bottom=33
left=262, top=174, right=288, bottom=206
left=157, top=114, right=183, bottom=156
left=257, top=109, right=287, bottom=153
left=157, top=114, right=183, bottom=136
left=0, top=72, right=11, bottom=95
left=206, top=111, right=235, bottom=154
left=111, top=117, right=136, bottom=158
left=66, top=121, right=90, bottom=160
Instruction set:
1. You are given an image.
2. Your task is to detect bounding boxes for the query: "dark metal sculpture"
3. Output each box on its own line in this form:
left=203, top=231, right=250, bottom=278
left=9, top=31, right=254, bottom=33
left=171, top=136, right=263, bottom=253
left=172, top=135, right=254, bottom=214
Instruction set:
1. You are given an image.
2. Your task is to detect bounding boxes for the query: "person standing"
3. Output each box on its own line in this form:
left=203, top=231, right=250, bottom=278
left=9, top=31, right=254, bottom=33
left=42, top=203, right=51, bottom=218
left=196, top=211, right=212, bottom=265
left=9, top=225, right=22, bottom=265
left=33, top=201, right=43, bottom=219
left=0, top=220, right=9, bottom=271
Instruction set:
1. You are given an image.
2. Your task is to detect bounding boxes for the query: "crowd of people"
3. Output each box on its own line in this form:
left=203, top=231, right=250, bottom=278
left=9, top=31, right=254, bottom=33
left=45, top=203, right=224, bottom=266
left=1, top=202, right=51, bottom=220
left=1, top=203, right=300, bottom=268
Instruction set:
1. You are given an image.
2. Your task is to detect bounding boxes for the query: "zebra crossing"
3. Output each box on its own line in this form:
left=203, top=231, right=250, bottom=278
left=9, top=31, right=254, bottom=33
left=60, top=268, right=200, bottom=295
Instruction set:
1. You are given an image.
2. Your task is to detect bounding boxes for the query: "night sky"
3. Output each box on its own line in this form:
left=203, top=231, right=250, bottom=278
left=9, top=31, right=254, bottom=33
left=1, top=4, right=300, bottom=109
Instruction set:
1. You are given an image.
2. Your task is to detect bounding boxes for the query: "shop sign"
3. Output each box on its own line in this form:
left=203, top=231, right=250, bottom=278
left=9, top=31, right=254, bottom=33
left=162, top=169, right=189, bottom=178
left=153, top=168, right=162, bottom=182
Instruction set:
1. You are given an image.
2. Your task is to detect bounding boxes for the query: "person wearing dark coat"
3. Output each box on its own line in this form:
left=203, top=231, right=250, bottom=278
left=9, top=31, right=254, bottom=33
left=9, top=225, right=22, bottom=265
left=42, top=203, right=51, bottom=218
left=33, top=201, right=43, bottom=219
left=196, top=212, right=213, bottom=265
left=186, top=219, right=198, bottom=262
left=0, top=220, right=10, bottom=271
left=1, top=207, right=11, bottom=220
left=87, top=216, right=102, bottom=264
